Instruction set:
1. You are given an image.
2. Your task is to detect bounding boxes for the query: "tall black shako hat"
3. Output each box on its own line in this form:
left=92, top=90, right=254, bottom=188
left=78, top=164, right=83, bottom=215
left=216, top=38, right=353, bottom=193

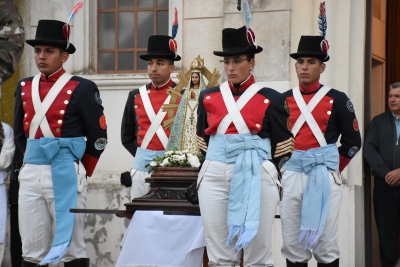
left=140, top=35, right=181, bottom=61
left=290, top=35, right=330, bottom=62
left=140, top=8, right=181, bottom=61
left=213, top=26, right=263, bottom=57
left=290, top=2, right=330, bottom=62
left=26, top=3, right=84, bottom=54
left=26, top=20, right=76, bottom=54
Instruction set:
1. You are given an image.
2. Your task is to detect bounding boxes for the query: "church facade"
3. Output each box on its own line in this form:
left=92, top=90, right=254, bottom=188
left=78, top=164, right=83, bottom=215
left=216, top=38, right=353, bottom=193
left=1, top=0, right=392, bottom=266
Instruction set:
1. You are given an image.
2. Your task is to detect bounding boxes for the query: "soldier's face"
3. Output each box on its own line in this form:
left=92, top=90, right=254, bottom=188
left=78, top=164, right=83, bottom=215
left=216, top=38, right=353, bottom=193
left=34, top=45, right=69, bottom=76
left=295, top=57, right=325, bottom=88
left=147, top=58, right=174, bottom=87
left=223, top=55, right=254, bottom=85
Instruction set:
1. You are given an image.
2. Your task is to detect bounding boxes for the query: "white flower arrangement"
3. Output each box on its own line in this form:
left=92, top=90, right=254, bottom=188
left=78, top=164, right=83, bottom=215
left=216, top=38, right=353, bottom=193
left=145, top=148, right=204, bottom=173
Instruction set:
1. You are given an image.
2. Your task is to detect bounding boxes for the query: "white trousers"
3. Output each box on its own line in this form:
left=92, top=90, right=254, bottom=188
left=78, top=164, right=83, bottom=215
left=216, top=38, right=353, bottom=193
left=280, top=170, right=342, bottom=263
left=198, top=161, right=279, bottom=267
left=18, top=163, right=87, bottom=263
left=130, top=169, right=151, bottom=200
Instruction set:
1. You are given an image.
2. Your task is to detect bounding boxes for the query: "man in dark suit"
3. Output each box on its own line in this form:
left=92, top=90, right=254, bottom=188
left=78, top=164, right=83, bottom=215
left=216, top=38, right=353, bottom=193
left=364, top=82, right=400, bottom=267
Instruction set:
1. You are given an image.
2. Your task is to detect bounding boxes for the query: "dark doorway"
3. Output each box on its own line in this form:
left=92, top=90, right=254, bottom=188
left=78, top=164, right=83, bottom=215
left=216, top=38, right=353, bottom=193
left=365, top=0, right=400, bottom=266
left=386, top=0, right=400, bottom=87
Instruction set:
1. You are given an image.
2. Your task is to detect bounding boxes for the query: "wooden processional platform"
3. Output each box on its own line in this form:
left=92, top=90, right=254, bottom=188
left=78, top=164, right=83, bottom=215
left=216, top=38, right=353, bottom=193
left=70, top=167, right=200, bottom=218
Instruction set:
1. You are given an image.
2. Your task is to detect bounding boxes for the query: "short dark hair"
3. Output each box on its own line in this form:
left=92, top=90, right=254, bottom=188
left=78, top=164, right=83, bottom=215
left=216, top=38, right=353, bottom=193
left=246, top=53, right=255, bottom=60
left=296, top=57, right=323, bottom=65
left=390, top=82, right=400, bottom=90
left=148, top=57, right=174, bottom=65
left=60, top=48, right=67, bottom=53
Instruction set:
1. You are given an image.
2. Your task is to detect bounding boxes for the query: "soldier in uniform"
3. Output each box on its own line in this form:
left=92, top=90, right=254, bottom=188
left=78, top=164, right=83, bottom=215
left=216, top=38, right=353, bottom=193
left=13, top=20, right=107, bottom=267
left=121, top=35, right=180, bottom=200
left=280, top=36, right=362, bottom=267
left=117, top=35, right=205, bottom=267
left=0, top=0, right=24, bottom=86
left=196, top=26, right=294, bottom=267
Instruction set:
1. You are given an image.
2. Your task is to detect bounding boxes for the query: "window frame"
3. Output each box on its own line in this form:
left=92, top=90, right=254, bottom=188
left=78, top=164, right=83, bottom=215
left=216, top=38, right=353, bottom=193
left=97, top=0, right=169, bottom=74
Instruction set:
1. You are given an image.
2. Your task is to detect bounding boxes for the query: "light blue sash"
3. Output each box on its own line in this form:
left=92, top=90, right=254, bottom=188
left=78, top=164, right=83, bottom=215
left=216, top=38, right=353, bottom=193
left=132, top=147, right=165, bottom=172
left=207, top=134, right=272, bottom=250
left=284, top=144, right=338, bottom=249
left=24, top=137, right=85, bottom=265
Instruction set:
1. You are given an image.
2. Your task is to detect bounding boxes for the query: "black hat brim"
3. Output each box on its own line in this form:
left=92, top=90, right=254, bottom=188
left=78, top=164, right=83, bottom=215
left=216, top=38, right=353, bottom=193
left=26, top=39, right=76, bottom=54
left=140, top=51, right=181, bottom=61
left=213, top=45, right=263, bottom=57
left=290, top=52, right=330, bottom=62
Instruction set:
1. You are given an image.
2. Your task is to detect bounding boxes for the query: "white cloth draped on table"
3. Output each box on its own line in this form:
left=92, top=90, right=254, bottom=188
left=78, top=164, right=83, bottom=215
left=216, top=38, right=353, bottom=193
left=116, top=211, right=205, bottom=267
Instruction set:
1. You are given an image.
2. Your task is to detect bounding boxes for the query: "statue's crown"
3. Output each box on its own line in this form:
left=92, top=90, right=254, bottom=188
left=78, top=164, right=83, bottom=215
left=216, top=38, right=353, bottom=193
left=190, top=56, right=204, bottom=72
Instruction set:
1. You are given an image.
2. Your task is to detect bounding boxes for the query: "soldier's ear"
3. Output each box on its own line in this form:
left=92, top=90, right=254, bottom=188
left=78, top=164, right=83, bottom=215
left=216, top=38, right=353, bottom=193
left=169, top=64, right=175, bottom=74
left=61, top=52, right=69, bottom=64
left=320, top=63, right=326, bottom=73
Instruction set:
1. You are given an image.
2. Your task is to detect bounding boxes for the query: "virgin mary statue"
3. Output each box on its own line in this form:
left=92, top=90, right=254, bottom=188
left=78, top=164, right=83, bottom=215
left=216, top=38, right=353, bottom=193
left=166, top=58, right=207, bottom=155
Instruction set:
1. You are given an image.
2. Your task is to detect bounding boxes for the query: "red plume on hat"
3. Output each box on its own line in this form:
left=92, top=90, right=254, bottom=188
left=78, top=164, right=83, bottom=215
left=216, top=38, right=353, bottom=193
left=169, top=8, right=179, bottom=59
left=25, top=3, right=83, bottom=55
left=318, top=2, right=329, bottom=59
left=64, top=2, right=84, bottom=50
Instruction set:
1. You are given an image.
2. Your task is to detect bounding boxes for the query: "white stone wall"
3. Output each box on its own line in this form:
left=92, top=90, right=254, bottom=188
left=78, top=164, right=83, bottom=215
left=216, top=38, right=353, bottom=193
left=2, top=0, right=367, bottom=266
